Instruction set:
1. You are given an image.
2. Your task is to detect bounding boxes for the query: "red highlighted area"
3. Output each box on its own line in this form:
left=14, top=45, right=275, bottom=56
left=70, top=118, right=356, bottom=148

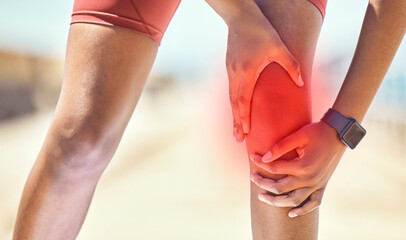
left=245, top=62, right=312, bottom=180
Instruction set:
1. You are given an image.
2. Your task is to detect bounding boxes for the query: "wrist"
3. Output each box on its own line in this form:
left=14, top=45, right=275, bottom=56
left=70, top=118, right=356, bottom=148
left=206, top=0, right=268, bottom=28
left=319, top=120, right=345, bottom=147
left=227, top=3, right=266, bottom=26
left=321, top=108, right=367, bottom=149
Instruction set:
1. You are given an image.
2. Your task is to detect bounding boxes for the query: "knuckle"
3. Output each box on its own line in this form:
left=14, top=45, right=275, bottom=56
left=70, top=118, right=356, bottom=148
left=292, top=198, right=302, bottom=207
left=239, top=115, right=247, bottom=122
left=268, top=165, right=277, bottom=173
left=240, top=61, right=252, bottom=73
left=299, top=159, right=311, bottom=169
left=230, top=99, right=239, bottom=109
left=301, top=171, right=315, bottom=185
left=272, top=186, right=283, bottom=195
left=226, top=61, right=237, bottom=73
left=299, top=161, right=313, bottom=177
left=274, top=44, right=286, bottom=57
left=288, top=192, right=301, bottom=206
left=238, top=95, right=247, bottom=104
left=236, top=60, right=252, bottom=73
left=255, top=179, right=263, bottom=188
left=264, top=197, right=274, bottom=205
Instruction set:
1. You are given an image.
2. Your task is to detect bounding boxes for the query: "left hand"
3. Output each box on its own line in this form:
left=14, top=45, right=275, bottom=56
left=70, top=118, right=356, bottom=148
left=249, top=121, right=347, bottom=218
left=225, top=12, right=303, bottom=143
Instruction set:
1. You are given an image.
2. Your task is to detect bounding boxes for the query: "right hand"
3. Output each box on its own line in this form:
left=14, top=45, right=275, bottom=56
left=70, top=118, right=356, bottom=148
left=225, top=13, right=303, bottom=142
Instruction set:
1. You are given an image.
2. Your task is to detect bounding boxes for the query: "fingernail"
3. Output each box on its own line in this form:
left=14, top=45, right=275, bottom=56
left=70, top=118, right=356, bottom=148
left=250, top=174, right=255, bottom=181
left=289, top=212, right=298, bottom=218
left=262, top=151, right=272, bottom=162
left=242, top=124, right=249, bottom=134
left=298, top=75, right=304, bottom=86
left=258, top=194, right=273, bottom=205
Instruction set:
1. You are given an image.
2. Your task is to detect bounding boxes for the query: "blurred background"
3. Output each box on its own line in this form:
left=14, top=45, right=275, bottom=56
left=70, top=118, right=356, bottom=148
left=0, top=0, right=405, bottom=239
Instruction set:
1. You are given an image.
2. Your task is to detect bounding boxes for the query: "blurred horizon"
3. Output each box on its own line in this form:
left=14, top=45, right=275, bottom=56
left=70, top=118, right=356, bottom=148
left=1, top=1, right=405, bottom=76
left=0, top=0, right=405, bottom=239
left=1, top=0, right=405, bottom=123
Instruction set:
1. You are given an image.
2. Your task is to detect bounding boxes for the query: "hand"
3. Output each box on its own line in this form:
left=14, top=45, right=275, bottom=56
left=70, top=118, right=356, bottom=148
left=226, top=14, right=303, bottom=142
left=249, top=121, right=347, bottom=218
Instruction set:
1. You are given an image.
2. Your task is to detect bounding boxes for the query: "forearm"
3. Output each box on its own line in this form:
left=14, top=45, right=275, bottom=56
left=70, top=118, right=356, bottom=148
left=332, top=0, right=406, bottom=122
left=204, top=0, right=268, bottom=27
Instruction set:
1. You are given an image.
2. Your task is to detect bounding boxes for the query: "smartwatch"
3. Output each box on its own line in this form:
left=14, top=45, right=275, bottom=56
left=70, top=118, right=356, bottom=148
left=321, top=108, right=367, bottom=149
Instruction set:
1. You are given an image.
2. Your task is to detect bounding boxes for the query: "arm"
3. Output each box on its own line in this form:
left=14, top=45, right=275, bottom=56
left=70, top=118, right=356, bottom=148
left=333, top=0, right=406, bottom=122
left=204, top=0, right=263, bottom=25
left=204, top=0, right=303, bottom=142
left=250, top=0, right=406, bottom=218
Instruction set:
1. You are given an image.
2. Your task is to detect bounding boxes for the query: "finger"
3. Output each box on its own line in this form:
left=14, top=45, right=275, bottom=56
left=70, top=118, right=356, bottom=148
left=288, top=188, right=324, bottom=218
left=273, top=45, right=303, bottom=87
left=228, top=73, right=244, bottom=142
left=250, top=173, right=304, bottom=195
left=237, top=71, right=257, bottom=134
left=250, top=153, right=301, bottom=175
left=262, top=129, right=307, bottom=163
left=233, top=115, right=245, bottom=142
left=258, top=187, right=313, bottom=208
left=233, top=122, right=237, bottom=139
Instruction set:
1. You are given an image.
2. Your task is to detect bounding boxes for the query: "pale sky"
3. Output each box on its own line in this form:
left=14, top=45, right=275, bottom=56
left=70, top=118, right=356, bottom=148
left=0, top=0, right=404, bottom=81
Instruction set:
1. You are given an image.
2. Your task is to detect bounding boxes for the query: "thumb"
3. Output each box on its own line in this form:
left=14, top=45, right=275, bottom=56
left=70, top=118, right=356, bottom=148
left=262, top=129, right=307, bottom=163
left=274, top=46, right=303, bottom=87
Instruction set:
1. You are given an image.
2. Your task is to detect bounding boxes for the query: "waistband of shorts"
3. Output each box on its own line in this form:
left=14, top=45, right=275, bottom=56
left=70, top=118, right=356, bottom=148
left=308, top=0, right=327, bottom=19
left=71, top=10, right=163, bottom=45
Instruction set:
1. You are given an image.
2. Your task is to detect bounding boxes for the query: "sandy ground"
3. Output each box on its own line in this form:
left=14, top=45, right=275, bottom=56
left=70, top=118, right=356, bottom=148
left=0, top=81, right=405, bottom=240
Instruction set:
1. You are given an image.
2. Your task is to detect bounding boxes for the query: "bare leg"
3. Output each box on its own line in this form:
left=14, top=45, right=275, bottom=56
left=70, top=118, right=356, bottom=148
left=246, top=0, right=323, bottom=239
left=12, top=23, right=158, bottom=239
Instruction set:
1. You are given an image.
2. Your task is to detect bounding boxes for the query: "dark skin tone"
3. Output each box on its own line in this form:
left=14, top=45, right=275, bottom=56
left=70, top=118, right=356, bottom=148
left=251, top=0, right=406, bottom=218
left=208, top=0, right=405, bottom=238
left=206, top=0, right=323, bottom=238
left=12, top=0, right=405, bottom=239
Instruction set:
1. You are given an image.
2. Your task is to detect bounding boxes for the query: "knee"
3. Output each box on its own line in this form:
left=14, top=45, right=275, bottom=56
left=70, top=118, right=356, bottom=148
left=45, top=112, right=118, bottom=173
left=246, top=63, right=312, bottom=180
left=251, top=62, right=310, bottom=117
left=248, top=62, right=311, bottom=143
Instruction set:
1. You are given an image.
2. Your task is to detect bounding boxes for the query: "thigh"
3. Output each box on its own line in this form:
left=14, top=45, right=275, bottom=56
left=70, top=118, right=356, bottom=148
left=46, top=23, right=158, bottom=158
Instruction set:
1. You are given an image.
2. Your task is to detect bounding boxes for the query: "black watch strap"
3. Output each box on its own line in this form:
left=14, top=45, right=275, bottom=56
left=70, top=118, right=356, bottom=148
left=321, top=108, right=351, bottom=133
left=321, top=108, right=366, bottom=149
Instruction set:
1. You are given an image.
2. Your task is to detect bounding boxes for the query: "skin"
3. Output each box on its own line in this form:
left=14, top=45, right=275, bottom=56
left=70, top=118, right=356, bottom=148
left=251, top=0, right=406, bottom=218
left=206, top=0, right=323, bottom=238
left=12, top=0, right=405, bottom=239
left=12, top=24, right=159, bottom=239
left=205, top=0, right=304, bottom=142
left=244, top=0, right=323, bottom=239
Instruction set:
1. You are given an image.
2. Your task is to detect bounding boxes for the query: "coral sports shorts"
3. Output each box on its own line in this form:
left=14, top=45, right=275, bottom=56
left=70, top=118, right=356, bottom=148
left=308, top=0, right=327, bottom=19
left=70, top=0, right=327, bottom=46
left=70, top=0, right=182, bottom=46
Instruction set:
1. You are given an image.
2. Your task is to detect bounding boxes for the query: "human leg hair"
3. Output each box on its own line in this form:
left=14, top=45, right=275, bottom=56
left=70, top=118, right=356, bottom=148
left=12, top=23, right=158, bottom=240
left=245, top=0, right=324, bottom=239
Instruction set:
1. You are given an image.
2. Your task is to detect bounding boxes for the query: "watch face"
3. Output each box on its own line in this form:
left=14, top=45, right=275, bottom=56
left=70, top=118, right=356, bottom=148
left=341, top=121, right=367, bottom=149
